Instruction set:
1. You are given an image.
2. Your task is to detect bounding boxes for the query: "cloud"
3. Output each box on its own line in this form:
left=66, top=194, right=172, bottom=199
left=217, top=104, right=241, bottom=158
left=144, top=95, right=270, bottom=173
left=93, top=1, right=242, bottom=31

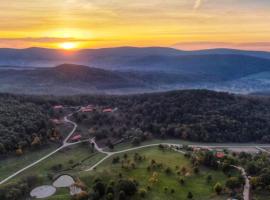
left=0, top=37, right=91, bottom=43
left=172, top=41, right=270, bottom=51
left=194, top=0, right=203, bottom=9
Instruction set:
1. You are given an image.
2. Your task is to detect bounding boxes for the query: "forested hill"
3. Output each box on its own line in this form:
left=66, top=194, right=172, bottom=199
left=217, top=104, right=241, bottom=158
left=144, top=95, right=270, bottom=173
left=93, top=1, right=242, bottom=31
left=1, top=90, right=270, bottom=156
left=66, top=90, right=270, bottom=143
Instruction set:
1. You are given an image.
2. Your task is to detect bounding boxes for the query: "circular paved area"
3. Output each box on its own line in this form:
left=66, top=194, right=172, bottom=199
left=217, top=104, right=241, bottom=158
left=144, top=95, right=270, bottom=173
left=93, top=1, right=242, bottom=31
left=53, top=175, right=75, bottom=188
left=30, top=185, right=56, bottom=199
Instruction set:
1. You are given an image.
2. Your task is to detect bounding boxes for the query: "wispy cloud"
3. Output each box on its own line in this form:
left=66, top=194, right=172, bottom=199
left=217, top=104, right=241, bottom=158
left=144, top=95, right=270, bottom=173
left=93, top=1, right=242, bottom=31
left=194, top=0, right=203, bottom=9
left=172, top=41, right=270, bottom=51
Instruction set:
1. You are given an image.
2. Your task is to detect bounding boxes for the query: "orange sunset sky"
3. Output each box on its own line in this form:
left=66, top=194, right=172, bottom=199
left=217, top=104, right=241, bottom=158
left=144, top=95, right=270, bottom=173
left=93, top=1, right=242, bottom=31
left=0, top=0, right=270, bottom=50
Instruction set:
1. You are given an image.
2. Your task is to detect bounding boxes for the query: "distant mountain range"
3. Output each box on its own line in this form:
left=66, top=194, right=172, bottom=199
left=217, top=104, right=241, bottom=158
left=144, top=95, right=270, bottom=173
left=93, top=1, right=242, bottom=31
left=0, top=47, right=270, bottom=95
left=1, top=47, right=270, bottom=68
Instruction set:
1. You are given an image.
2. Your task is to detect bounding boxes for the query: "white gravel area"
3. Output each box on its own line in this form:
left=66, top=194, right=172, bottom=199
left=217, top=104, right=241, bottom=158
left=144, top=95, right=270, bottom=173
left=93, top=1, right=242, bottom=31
left=30, top=185, right=56, bottom=199
left=53, top=175, right=75, bottom=188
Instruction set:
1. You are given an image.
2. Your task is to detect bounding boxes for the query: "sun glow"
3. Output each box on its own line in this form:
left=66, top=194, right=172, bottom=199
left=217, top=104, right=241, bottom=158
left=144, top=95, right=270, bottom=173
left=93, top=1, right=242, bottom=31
left=59, top=42, right=77, bottom=50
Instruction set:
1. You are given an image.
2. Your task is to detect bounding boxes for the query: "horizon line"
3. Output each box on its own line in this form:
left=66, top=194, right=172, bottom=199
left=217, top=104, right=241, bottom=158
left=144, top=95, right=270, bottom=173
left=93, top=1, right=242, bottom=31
left=0, top=46, right=269, bottom=53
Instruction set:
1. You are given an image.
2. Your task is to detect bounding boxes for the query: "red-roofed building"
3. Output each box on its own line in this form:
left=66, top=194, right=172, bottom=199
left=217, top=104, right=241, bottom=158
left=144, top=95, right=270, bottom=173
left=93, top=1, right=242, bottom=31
left=216, top=152, right=225, bottom=159
left=103, top=108, right=113, bottom=113
left=53, top=105, right=63, bottom=109
left=71, top=134, right=82, bottom=142
left=50, top=119, right=62, bottom=125
left=81, top=108, right=93, bottom=113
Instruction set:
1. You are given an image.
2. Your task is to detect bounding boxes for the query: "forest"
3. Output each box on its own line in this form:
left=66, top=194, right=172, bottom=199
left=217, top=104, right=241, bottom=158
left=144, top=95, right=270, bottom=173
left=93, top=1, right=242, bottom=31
left=1, top=89, right=270, bottom=156
left=0, top=94, right=51, bottom=155
left=70, top=90, right=270, bottom=143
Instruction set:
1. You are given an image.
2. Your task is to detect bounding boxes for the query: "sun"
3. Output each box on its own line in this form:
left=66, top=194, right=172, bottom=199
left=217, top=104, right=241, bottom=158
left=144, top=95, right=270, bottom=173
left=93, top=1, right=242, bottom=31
left=59, top=42, right=76, bottom=50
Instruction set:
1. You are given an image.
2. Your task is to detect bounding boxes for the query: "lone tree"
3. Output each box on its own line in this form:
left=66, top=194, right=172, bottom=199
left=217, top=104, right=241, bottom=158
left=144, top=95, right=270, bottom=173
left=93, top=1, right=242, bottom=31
left=187, top=191, right=193, bottom=199
left=214, top=182, right=223, bottom=195
left=118, top=190, right=126, bottom=200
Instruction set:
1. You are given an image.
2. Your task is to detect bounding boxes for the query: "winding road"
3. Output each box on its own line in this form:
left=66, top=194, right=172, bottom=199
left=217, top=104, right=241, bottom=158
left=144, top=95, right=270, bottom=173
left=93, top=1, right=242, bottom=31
left=231, top=165, right=250, bottom=200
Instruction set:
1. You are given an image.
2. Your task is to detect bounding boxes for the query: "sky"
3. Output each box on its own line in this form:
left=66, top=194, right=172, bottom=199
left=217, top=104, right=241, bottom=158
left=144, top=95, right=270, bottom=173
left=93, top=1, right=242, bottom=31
left=0, top=0, right=270, bottom=50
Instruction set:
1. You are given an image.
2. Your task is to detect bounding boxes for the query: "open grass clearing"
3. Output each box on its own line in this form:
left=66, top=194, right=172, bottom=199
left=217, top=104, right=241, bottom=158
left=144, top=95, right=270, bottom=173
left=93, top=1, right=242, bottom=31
left=80, top=146, right=231, bottom=200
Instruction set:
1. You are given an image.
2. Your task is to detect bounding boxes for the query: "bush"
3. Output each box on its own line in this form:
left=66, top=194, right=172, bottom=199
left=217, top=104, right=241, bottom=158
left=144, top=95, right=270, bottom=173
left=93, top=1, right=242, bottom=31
left=187, top=191, right=193, bottom=199
left=139, top=188, right=147, bottom=197
left=214, top=182, right=223, bottom=195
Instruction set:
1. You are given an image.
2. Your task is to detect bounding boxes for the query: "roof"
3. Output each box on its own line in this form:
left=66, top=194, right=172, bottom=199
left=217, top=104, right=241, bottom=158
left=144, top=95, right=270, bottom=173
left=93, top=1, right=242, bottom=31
left=53, top=105, right=63, bottom=109
left=71, top=134, right=82, bottom=141
left=216, top=152, right=225, bottom=158
left=81, top=108, right=93, bottom=112
left=51, top=119, right=61, bottom=124
left=103, top=108, right=113, bottom=113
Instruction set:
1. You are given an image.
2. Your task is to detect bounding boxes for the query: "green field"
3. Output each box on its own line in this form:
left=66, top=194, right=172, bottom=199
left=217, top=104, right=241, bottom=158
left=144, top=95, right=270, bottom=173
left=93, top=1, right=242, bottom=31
left=1, top=144, right=105, bottom=186
left=0, top=121, right=74, bottom=182
left=78, top=147, right=231, bottom=200
left=0, top=145, right=59, bottom=181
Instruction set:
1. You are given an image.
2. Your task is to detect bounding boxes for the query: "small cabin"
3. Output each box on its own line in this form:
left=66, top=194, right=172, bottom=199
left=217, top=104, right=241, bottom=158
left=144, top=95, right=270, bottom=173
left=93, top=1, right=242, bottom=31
left=81, top=108, right=93, bottom=113
left=71, top=134, right=82, bottom=142
left=216, top=152, right=225, bottom=159
left=103, top=108, right=113, bottom=113
left=50, top=119, right=62, bottom=125
left=53, top=105, right=64, bottom=109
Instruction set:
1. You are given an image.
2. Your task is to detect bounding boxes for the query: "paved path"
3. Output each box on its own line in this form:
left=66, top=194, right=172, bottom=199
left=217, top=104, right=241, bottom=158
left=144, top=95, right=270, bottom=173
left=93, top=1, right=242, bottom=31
left=256, top=146, right=270, bottom=154
left=231, top=165, right=250, bottom=200
left=0, top=108, right=81, bottom=185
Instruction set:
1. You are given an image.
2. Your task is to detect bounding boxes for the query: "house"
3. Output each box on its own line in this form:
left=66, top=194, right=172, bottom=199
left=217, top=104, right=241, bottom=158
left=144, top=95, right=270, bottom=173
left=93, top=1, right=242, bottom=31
left=86, top=104, right=94, bottom=109
left=81, top=108, right=93, bottom=113
left=53, top=105, right=63, bottom=109
left=103, top=108, right=113, bottom=113
left=50, top=119, right=62, bottom=125
left=216, top=152, right=225, bottom=159
left=71, top=134, right=82, bottom=142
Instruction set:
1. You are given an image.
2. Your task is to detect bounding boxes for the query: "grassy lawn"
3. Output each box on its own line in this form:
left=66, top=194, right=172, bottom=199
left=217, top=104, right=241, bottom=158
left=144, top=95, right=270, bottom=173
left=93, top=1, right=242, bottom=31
left=3, top=143, right=106, bottom=186
left=79, top=147, right=230, bottom=200
left=0, top=144, right=59, bottom=181
left=0, top=120, right=75, bottom=182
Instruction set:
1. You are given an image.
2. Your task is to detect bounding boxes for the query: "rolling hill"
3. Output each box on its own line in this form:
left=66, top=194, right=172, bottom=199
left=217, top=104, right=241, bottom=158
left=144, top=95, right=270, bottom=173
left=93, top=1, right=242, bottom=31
left=1, top=47, right=270, bottom=94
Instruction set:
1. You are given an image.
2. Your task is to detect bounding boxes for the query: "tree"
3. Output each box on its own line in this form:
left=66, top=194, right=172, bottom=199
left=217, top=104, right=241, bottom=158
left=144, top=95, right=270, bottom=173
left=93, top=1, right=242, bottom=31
left=118, top=179, right=137, bottom=196
left=139, top=188, right=147, bottom=198
left=131, top=137, right=141, bottom=146
left=93, top=181, right=106, bottom=197
left=106, top=193, right=114, bottom=200
left=214, top=182, right=223, bottom=195
left=118, top=190, right=126, bottom=200
left=165, top=167, right=172, bottom=175
left=226, top=177, right=242, bottom=190
left=187, top=191, right=193, bottom=199
left=193, top=167, right=199, bottom=174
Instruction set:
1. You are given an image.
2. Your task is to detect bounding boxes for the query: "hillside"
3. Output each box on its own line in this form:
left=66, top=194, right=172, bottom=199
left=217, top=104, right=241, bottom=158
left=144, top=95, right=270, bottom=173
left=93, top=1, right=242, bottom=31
left=1, top=47, right=270, bottom=67
left=1, top=47, right=270, bottom=94
left=0, top=64, right=147, bottom=94
left=59, top=90, right=270, bottom=143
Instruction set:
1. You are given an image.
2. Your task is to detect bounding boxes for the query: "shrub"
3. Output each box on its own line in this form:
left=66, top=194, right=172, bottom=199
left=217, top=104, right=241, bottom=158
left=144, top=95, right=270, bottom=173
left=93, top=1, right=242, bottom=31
left=214, top=182, right=223, bottom=195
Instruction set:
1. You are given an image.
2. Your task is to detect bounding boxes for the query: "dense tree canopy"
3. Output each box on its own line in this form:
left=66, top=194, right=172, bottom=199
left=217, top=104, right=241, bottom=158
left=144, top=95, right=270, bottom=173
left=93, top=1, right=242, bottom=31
left=70, top=90, right=270, bottom=143
left=0, top=94, right=51, bottom=154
